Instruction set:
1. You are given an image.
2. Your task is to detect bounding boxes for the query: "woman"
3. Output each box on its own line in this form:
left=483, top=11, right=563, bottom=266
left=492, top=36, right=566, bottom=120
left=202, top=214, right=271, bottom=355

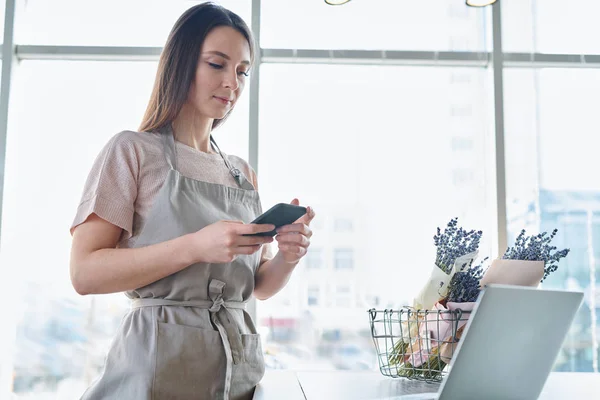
left=69, top=3, right=314, bottom=399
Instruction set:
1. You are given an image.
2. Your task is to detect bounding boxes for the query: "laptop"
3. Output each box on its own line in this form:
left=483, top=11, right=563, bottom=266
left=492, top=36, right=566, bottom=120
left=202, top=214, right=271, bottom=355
left=386, top=284, right=584, bottom=400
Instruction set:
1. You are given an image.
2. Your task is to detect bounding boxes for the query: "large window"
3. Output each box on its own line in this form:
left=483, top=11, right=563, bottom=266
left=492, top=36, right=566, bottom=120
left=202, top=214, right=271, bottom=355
left=504, top=68, right=600, bottom=371
left=1, top=1, right=599, bottom=398
left=502, top=0, right=600, bottom=54
left=256, top=63, right=495, bottom=371
left=17, top=0, right=251, bottom=46
left=261, top=0, right=490, bottom=51
left=1, top=60, right=156, bottom=397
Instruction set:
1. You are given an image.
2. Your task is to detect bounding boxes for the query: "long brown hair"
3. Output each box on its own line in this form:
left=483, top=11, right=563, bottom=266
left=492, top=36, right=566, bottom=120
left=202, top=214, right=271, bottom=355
left=139, top=2, right=255, bottom=133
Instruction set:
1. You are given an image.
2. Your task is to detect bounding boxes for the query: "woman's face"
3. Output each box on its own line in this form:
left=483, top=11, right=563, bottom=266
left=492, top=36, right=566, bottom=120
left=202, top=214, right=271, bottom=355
left=189, top=26, right=251, bottom=120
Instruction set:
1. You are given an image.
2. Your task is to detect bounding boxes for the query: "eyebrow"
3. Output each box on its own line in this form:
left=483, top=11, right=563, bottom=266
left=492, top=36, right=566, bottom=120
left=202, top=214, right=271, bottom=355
left=204, top=51, right=251, bottom=65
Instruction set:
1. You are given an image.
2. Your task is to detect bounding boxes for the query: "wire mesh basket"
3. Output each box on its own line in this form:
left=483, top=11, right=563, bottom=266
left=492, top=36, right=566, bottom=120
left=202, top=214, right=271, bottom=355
left=368, top=306, right=472, bottom=382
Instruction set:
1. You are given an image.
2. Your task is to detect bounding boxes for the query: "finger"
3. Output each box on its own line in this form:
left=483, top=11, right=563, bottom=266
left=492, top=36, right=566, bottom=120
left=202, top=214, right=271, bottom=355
left=236, top=235, right=274, bottom=247
left=236, top=223, right=276, bottom=235
left=290, top=198, right=300, bottom=206
left=279, top=244, right=307, bottom=257
left=276, top=233, right=310, bottom=248
left=276, top=223, right=312, bottom=237
left=236, top=245, right=262, bottom=255
left=295, top=206, right=315, bottom=226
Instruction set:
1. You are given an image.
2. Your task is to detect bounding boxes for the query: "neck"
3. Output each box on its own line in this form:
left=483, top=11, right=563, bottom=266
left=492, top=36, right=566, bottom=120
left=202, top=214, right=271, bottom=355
left=171, top=104, right=215, bottom=153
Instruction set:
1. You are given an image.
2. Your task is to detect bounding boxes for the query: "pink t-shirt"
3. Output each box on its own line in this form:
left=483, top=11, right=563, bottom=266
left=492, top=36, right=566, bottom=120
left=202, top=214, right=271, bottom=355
left=71, top=130, right=273, bottom=262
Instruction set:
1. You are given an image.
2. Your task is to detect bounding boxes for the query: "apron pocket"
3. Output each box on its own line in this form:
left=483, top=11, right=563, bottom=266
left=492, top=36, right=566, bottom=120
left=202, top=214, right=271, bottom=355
left=154, top=322, right=225, bottom=399
left=242, top=334, right=263, bottom=366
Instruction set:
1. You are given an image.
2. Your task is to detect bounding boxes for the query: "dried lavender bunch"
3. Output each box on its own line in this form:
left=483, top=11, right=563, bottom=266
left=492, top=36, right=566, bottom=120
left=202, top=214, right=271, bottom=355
left=502, top=228, right=570, bottom=282
left=446, top=258, right=488, bottom=303
left=434, top=218, right=483, bottom=274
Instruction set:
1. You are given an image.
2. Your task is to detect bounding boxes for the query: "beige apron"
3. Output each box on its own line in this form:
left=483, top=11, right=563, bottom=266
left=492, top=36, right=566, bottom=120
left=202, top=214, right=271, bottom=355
left=81, top=126, right=265, bottom=400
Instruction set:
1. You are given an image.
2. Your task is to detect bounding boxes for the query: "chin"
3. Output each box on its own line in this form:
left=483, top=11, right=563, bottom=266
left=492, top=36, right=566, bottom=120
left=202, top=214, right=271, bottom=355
left=211, top=108, right=232, bottom=120
left=215, top=111, right=230, bottom=119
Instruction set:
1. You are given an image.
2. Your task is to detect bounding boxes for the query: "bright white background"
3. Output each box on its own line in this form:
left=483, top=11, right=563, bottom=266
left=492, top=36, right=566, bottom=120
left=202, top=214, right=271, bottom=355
left=0, top=0, right=599, bottom=398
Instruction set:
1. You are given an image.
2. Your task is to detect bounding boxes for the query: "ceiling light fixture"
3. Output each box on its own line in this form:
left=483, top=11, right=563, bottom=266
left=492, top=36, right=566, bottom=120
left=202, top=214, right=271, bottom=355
left=465, top=0, right=498, bottom=7
left=325, top=0, right=352, bottom=5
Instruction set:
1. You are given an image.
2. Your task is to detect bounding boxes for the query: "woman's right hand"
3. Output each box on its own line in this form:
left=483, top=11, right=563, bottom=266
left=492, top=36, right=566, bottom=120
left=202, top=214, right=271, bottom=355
left=189, top=221, right=275, bottom=264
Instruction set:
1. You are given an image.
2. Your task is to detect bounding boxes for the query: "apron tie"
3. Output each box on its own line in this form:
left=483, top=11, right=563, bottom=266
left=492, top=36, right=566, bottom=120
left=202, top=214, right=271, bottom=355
left=209, top=297, right=225, bottom=312
left=208, top=280, right=226, bottom=312
left=208, top=279, right=245, bottom=364
left=130, top=279, right=246, bottom=400
left=208, top=279, right=244, bottom=400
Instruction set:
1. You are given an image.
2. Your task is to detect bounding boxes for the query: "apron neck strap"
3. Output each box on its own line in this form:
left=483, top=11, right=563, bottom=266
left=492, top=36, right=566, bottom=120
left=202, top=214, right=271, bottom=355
left=160, top=124, right=256, bottom=191
left=162, top=126, right=178, bottom=171
left=210, top=136, right=256, bottom=191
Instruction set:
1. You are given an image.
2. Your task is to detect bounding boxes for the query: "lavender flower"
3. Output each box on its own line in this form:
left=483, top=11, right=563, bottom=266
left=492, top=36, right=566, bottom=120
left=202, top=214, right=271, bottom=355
left=446, top=258, right=488, bottom=303
left=434, top=218, right=483, bottom=274
left=502, top=228, right=570, bottom=282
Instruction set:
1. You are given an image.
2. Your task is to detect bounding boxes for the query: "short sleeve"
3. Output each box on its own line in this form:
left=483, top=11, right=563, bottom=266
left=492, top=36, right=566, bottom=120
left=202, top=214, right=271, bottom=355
left=70, top=131, right=139, bottom=239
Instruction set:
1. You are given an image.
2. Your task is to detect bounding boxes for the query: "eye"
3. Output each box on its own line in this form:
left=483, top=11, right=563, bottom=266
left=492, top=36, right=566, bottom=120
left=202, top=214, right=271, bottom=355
left=238, top=71, right=250, bottom=77
left=209, top=62, right=223, bottom=69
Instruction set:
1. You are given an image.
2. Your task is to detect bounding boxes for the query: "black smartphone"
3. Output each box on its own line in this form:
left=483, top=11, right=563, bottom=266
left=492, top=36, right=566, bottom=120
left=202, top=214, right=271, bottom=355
left=245, top=203, right=307, bottom=237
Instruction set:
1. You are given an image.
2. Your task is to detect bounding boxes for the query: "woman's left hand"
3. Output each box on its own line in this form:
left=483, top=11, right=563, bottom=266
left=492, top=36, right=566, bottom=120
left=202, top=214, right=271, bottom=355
left=275, top=199, right=315, bottom=264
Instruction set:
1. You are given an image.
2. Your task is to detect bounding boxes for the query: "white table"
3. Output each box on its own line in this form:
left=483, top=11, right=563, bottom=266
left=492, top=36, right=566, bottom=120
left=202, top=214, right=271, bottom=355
left=254, top=370, right=600, bottom=399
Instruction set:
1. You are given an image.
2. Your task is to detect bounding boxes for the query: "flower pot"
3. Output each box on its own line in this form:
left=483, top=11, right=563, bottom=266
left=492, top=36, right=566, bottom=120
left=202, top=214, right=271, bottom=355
left=479, top=259, right=544, bottom=288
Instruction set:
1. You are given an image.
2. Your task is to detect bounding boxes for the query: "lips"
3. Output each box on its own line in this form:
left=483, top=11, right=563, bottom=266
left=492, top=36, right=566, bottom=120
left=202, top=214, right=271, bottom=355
left=214, top=96, right=233, bottom=105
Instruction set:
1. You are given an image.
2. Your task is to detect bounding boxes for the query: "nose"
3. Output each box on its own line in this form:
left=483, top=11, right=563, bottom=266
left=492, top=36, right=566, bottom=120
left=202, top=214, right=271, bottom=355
left=222, top=68, right=239, bottom=91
